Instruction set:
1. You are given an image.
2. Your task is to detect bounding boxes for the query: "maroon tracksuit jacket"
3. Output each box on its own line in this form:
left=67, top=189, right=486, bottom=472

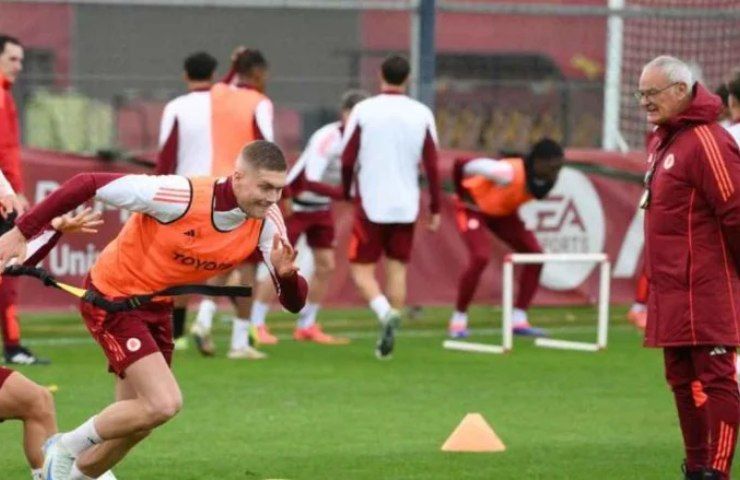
left=645, top=83, right=740, bottom=347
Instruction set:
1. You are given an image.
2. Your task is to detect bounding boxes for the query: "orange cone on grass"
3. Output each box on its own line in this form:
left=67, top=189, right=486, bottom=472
left=441, top=413, right=506, bottom=452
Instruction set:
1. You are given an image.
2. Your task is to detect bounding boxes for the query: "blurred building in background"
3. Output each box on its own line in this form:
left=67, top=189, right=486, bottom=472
left=1, top=0, right=738, bottom=156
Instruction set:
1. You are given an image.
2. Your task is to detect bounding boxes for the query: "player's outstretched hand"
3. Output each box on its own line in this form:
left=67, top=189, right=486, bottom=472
left=51, top=208, right=104, bottom=234
left=0, top=226, right=27, bottom=270
left=0, top=194, right=22, bottom=219
left=427, top=213, right=441, bottom=232
left=270, top=233, right=298, bottom=278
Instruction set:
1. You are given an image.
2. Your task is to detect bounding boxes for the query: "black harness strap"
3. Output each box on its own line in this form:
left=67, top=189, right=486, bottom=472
left=3, top=265, right=251, bottom=313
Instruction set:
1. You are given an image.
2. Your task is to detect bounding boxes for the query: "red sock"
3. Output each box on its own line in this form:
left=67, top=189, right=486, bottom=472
left=455, top=255, right=488, bottom=312
left=635, top=272, right=649, bottom=304
left=514, top=263, right=543, bottom=310
left=0, top=279, right=20, bottom=349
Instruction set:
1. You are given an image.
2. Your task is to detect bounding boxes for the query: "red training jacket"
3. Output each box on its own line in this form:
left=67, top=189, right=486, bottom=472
left=644, top=83, right=740, bottom=347
left=0, top=73, right=23, bottom=193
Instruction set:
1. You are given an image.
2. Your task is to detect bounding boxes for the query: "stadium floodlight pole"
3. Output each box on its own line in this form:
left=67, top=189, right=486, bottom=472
left=602, top=0, right=624, bottom=151
left=410, top=0, right=436, bottom=109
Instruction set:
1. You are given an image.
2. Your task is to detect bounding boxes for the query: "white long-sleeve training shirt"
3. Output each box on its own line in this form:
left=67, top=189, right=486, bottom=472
left=287, top=121, right=343, bottom=211
left=340, top=92, right=441, bottom=223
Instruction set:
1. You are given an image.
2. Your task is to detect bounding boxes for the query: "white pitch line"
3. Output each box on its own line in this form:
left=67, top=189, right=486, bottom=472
left=23, top=324, right=634, bottom=347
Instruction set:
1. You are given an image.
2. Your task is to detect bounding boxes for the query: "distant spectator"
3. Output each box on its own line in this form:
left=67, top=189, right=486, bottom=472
left=0, top=33, right=45, bottom=365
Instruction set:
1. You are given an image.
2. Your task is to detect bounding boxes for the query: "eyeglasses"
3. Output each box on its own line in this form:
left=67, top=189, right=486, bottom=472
left=633, top=82, right=680, bottom=101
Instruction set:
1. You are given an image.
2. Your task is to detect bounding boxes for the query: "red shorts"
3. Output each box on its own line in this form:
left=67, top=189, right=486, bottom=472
left=0, top=366, right=13, bottom=391
left=287, top=210, right=335, bottom=249
left=80, top=277, right=174, bottom=378
left=348, top=209, right=415, bottom=263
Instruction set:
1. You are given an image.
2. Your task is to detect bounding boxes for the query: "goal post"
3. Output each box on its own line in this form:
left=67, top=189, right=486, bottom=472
left=443, top=252, right=611, bottom=354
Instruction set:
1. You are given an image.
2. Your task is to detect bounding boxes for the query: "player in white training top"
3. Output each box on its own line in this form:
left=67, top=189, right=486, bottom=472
left=156, top=51, right=218, bottom=351
left=246, top=89, right=369, bottom=345
left=341, top=54, right=441, bottom=359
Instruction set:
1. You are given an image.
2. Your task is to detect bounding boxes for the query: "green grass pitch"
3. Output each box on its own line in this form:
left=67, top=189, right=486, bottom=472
left=0, top=305, right=725, bottom=479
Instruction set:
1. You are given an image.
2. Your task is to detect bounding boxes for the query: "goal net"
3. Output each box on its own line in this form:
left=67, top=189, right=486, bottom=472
left=619, top=0, right=740, bottom=149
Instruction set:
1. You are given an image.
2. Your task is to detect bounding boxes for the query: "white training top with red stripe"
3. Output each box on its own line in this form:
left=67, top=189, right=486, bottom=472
left=158, top=90, right=213, bottom=176
left=157, top=88, right=273, bottom=176
left=94, top=175, right=287, bottom=277
left=341, top=92, right=438, bottom=223
left=287, top=121, right=342, bottom=211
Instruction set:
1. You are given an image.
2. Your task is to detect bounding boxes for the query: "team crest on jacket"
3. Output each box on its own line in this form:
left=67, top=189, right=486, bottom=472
left=664, top=154, right=675, bottom=170
left=126, top=338, right=142, bottom=352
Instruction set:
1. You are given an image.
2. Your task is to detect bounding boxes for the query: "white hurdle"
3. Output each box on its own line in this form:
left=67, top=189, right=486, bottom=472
left=443, top=252, right=611, bottom=354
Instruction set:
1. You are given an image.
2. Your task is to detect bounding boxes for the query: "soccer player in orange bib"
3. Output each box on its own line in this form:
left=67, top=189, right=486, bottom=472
left=186, top=47, right=277, bottom=358
left=0, top=140, right=306, bottom=480
left=448, top=139, right=564, bottom=338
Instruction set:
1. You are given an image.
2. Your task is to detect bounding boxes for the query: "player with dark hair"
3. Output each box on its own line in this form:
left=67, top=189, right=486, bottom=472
left=448, top=139, right=564, bottom=338
left=341, top=54, right=441, bottom=359
left=183, top=51, right=217, bottom=82
left=0, top=33, right=43, bottom=364
left=178, top=47, right=276, bottom=359
left=247, top=89, right=370, bottom=344
left=156, top=50, right=219, bottom=349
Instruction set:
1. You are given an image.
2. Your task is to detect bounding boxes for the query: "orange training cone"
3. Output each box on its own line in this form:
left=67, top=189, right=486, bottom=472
left=441, top=413, right=506, bottom=452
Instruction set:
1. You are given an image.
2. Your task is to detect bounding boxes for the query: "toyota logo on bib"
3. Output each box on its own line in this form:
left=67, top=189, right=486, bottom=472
left=519, top=168, right=606, bottom=291
left=126, top=338, right=142, bottom=352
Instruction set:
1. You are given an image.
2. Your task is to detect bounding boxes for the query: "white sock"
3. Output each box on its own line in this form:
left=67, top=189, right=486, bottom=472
left=630, top=302, right=647, bottom=313
left=60, top=416, right=102, bottom=456
left=69, top=464, right=94, bottom=480
left=449, top=311, right=468, bottom=326
left=31, top=468, right=43, bottom=480
left=512, top=308, right=528, bottom=327
left=230, top=317, right=251, bottom=351
left=195, top=299, right=217, bottom=331
left=297, top=303, right=320, bottom=329
left=369, top=295, right=392, bottom=323
left=250, top=301, right=270, bottom=327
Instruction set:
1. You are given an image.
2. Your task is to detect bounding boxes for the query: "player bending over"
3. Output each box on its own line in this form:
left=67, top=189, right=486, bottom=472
left=448, top=139, right=564, bottom=338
